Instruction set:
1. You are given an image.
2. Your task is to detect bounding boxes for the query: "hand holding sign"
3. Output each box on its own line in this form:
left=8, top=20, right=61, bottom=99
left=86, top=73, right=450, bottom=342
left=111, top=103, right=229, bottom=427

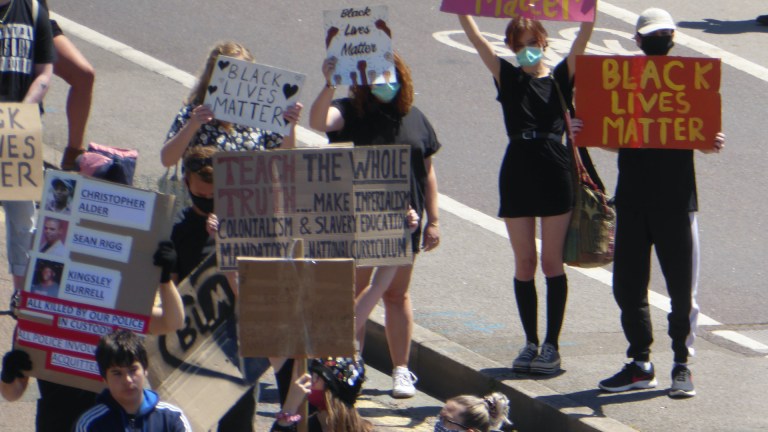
left=323, top=5, right=396, bottom=86
left=440, top=0, right=597, bottom=22
left=574, top=55, right=722, bottom=149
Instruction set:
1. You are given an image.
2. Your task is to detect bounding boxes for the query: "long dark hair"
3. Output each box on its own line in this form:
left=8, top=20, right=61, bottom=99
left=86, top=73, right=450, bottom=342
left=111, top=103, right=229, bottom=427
left=349, top=52, right=414, bottom=118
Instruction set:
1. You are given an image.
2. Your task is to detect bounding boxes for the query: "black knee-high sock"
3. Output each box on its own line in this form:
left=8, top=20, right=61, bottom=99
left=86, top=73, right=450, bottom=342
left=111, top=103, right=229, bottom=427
left=544, top=274, right=568, bottom=350
left=514, top=278, right=538, bottom=346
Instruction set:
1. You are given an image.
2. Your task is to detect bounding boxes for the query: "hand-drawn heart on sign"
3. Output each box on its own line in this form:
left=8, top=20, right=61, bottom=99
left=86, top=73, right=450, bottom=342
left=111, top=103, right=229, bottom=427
left=282, top=84, right=299, bottom=99
left=203, top=56, right=307, bottom=135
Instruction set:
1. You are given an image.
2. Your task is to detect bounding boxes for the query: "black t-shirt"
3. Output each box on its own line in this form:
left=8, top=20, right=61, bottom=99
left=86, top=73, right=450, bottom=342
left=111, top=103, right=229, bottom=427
left=0, top=0, right=55, bottom=102
left=171, top=207, right=215, bottom=281
left=496, top=58, right=571, bottom=137
left=327, top=99, right=441, bottom=249
left=36, top=379, right=98, bottom=432
left=615, top=148, right=698, bottom=212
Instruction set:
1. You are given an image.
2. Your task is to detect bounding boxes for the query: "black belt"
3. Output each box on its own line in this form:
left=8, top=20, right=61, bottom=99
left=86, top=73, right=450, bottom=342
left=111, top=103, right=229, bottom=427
left=509, top=131, right=563, bottom=141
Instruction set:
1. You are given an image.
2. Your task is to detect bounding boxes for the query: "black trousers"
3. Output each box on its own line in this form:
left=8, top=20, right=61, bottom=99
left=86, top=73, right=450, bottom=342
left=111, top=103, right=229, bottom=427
left=612, top=208, right=694, bottom=364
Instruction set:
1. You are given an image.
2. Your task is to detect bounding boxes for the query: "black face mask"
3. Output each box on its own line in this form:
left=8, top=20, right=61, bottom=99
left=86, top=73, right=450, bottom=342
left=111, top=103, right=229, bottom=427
left=190, top=192, right=214, bottom=214
left=640, top=35, right=674, bottom=56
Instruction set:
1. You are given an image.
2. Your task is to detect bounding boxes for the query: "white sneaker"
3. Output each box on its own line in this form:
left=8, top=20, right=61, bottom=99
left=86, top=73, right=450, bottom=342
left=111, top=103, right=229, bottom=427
left=392, top=366, right=418, bottom=398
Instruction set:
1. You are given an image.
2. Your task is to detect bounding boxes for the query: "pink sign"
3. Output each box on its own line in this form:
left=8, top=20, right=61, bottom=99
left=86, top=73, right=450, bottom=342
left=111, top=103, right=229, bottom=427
left=441, top=0, right=596, bottom=22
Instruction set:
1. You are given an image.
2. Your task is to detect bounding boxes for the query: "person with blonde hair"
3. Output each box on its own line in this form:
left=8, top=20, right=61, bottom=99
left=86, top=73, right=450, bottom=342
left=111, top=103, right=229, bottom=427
left=435, top=392, right=514, bottom=432
left=161, top=41, right=302, bottom=167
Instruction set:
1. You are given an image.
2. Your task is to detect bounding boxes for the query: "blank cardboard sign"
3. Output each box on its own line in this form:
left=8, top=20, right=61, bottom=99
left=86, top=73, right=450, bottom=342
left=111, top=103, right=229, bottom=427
left=237, top=258, right=355, bottom=358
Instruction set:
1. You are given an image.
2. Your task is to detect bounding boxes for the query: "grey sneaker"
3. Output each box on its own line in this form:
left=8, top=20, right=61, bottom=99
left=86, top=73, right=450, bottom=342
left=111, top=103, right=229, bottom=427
left=512, top=342, right=538, bottom=373
left=530, top=342, right=561, bottom=375
left=669, top=365, right=696, bottom=398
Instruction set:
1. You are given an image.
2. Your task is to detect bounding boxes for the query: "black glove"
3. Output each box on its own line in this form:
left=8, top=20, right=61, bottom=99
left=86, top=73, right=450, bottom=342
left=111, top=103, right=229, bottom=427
left=1, top=350, right=32, bottom=384
left=153, top=241, right=177, bottom=284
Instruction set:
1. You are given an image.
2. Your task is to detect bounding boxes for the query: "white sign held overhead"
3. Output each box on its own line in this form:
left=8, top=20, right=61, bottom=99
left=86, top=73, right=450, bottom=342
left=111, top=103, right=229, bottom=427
left=323, top=5, right=396, bottom=86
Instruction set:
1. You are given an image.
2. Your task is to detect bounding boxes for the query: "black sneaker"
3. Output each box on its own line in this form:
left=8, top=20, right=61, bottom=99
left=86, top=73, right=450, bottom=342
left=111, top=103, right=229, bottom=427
left=599, top=362, right=658, bottom=392
left=669, top=365, right=696, bottom=398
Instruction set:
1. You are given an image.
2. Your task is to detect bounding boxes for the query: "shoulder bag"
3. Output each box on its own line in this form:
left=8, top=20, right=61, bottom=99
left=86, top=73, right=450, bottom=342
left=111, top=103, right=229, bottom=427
left=553, top=78, right=616, bottom=268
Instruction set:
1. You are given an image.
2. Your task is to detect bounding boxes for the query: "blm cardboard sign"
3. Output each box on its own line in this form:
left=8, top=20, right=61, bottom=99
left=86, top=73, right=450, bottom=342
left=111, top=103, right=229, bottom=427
left=323, top=5, right=396, bottom=86
left=238, top=258, right=355, bottom=358
left=575, top=55, right=722, bottom=149
left=440, top=0, right=597, bottom=22
left=213, top=146, right=412, bottom=271
left=204, top=56, right=306, bottom=135
left=14, top=171, right=175, bottom=392
left=146, top=253, right=256, bottom=432
left=0, top=103, right=44, bottom=200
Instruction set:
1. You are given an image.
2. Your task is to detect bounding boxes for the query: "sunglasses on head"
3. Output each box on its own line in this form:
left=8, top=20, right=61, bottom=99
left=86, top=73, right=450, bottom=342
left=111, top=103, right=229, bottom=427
left=439, top=414, right=471, bottom=430
left=183, top=157, right=213, bottom=174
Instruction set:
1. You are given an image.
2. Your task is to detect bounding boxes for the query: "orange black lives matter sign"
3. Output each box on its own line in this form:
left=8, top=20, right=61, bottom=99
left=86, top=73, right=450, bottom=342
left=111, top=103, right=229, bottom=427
left=575, top=55, right=721, bottom=149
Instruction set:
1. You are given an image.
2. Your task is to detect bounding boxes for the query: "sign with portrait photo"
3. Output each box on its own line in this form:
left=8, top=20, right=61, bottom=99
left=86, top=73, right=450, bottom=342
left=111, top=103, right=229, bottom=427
left=14, top=171, right=176, bottom=392
left=323, top=5, right=396, bottom=86
left=204, top=56, right=306, bottom=135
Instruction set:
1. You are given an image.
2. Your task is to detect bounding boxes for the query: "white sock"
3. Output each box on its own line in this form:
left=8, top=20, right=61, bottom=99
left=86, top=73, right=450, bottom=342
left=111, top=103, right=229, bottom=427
left=635, top=361, right=651, bottom=372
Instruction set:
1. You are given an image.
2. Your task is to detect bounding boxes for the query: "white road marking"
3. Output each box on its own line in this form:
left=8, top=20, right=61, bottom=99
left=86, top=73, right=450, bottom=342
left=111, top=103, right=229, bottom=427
left=52, top=6, right=762, bottom=353
left=712, top=330, right=768, bottom=354
left=598, top=2, right=768, bottom=82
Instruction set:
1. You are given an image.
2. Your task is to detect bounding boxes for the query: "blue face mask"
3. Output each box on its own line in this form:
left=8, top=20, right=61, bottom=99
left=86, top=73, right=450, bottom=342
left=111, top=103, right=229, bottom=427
left=434, top=420, right=453, bottom=432
left=516, top=46, right=543, bottom=67
left=371, top=82, right=401, bottom=103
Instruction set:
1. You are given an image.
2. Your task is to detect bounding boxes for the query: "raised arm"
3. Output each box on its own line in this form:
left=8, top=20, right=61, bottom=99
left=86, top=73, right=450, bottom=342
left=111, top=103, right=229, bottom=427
left=149, top=242, right=185, bottom=335
left=280, top=103, right=304, bottom=149
left=565, top=19, right=596, bottom=81
left=161, top=105, right=214, bottom=167
left=458, top=15, right=501, bottom=82
left=309, top=57, right=345, bottom=133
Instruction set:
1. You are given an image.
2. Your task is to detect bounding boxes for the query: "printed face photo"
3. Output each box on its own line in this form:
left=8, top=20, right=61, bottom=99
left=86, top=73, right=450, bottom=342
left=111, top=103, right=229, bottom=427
left=39, top=217, right=69, bottom=256
left=46, top=178, right=76, bottom=214
left=29, top=259, right=64, bottom=298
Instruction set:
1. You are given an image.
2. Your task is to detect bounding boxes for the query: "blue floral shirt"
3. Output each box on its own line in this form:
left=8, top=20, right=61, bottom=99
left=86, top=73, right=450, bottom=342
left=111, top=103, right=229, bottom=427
left=166, top=103, right=284, bottom=152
